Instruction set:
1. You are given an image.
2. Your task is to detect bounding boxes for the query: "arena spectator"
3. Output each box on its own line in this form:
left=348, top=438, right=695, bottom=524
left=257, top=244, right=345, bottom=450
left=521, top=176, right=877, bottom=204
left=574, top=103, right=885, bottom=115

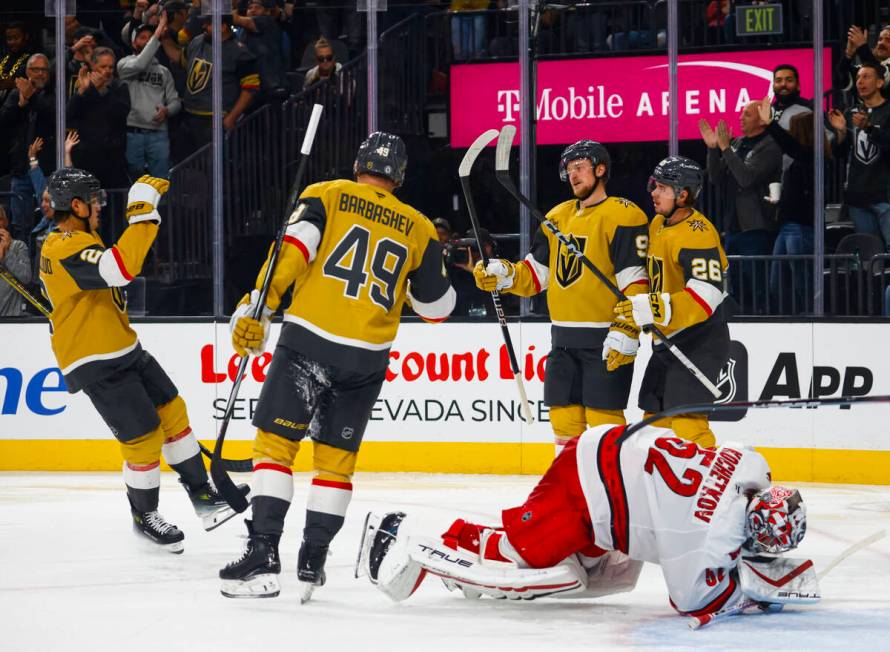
left=0, top=22, right=34, bottom=108
left=118, top=16, right=181, bottom=180
left=450, top=0, right=489, bottom=61
left=303, top=36, right=341, bottom=89
left=0, top=53, right=55, bottom=238
left=834, top=25, right=890, bottom=102
left=233, top=0, right=288, bottom=103
left=705, top=0, right=734, bottom=44
left=67, top=46, right=131, bottom=189
left=771, top=64, right=813, bottom=128
left=315, top=1, right=364, bottom=59
left=448, top=227, right=513, bottom=318
left=829, top=62, right=890, bottom=251
left=0, top=204, right=32, bottom=317
left=702, top=102, right=782, bottom=312
left=65, top=27, right=97, bottom=98
left=432, top=217, right=452, bottom=245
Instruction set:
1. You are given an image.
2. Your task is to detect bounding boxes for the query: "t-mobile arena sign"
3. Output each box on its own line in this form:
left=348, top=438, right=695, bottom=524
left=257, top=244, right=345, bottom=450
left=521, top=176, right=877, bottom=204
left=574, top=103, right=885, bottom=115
left=450, top=48, right=830, bottom=147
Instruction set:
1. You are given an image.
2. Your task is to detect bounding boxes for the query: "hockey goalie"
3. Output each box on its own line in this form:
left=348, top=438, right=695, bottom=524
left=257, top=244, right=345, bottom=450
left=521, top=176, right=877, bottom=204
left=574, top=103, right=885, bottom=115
left=356, top=424, right=819, bottom=621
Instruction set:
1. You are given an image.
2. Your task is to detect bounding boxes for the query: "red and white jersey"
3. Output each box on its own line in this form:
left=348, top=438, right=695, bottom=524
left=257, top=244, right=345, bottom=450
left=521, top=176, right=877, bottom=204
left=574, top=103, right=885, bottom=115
left=575, top=424, right=771, bottom=615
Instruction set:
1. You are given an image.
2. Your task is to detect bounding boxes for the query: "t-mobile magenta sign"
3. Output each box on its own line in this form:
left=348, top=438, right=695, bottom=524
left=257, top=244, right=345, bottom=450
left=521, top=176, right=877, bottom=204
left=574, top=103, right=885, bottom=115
left=449, top=48, right=831, bottom=147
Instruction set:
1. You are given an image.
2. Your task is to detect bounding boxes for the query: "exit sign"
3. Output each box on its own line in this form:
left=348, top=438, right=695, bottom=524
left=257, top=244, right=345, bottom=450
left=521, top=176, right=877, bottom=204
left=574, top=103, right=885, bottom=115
left=736, top=3, right=783, bottom=36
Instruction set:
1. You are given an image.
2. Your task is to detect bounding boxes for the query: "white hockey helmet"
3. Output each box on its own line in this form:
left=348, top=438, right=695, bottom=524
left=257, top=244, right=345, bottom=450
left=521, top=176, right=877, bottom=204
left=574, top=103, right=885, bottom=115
left=744, top=486, right=807, bottom=555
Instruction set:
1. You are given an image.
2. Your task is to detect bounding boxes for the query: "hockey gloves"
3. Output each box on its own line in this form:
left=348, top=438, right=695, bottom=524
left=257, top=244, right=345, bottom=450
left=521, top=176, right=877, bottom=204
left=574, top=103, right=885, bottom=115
left=126, top=175, right=170, bottom=225
left=614, top=292, right=671, bottom=328
left=473, top=259, right=516, bottom=292
left=602, top=321, right=640, bottom=372
left=229, top=290, right=272, bottom=357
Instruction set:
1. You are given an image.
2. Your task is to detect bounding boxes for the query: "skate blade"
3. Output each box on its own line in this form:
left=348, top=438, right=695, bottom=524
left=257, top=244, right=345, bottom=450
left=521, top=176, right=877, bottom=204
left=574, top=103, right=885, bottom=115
left=220, top=574, right=281, bottom=599
left=133, top=529, right=184, bottom=554
left=201, top=505, right=239, bottom=532
left=299, top=581, right=318, bottom=604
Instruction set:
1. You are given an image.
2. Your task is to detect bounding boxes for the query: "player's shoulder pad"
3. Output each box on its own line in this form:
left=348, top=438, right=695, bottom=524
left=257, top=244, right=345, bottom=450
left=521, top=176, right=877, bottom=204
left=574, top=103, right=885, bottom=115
left=680, top=210, right=720, bottom=244
left=300, top=178, right=343, bottom=199
left=41, top=229, right=100, bottom=259
left=605, top=196, right=648, bottom=225
left=545, top=198, right=577, bottom=222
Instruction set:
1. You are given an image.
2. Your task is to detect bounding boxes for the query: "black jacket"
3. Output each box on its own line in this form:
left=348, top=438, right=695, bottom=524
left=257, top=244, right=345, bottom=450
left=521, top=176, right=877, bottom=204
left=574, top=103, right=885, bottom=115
left=66, top=79, right=130, bottom=153
left=0, top=87, right=56, bottom=176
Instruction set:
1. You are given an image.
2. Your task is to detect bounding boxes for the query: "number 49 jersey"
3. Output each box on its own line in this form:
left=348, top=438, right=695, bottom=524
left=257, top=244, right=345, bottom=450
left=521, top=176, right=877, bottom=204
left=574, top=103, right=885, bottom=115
left=575, top=425, right=771, bottom=615
left=255, top=178, right=456, bottom=373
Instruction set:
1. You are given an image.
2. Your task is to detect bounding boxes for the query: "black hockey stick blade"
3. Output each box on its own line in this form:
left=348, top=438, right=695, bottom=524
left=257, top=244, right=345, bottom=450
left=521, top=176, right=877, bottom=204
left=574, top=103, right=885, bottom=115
left=209, top=103, right=324, bottom=512
left=200, top=443, right=252, bottom=473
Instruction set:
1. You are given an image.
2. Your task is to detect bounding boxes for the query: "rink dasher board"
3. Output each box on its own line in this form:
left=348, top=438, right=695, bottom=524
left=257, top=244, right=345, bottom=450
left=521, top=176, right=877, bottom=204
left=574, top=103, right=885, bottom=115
left=1, top=321, right=888, bottom=483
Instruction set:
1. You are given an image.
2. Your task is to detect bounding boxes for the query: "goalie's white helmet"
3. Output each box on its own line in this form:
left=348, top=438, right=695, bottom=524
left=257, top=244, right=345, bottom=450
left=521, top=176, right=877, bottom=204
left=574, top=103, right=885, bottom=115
left=744, top=486, right=807, bottom=555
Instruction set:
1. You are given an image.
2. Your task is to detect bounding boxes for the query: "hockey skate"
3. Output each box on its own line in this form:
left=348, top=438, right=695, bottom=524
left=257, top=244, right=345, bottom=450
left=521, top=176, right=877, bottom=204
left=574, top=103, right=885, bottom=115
left=131, top=508, right=185, bottom=554
left=181, top=478, right=250, bottom=531
left=297, top=539, right=329, bottom=604
left=219, top=520, right=281, bottom=598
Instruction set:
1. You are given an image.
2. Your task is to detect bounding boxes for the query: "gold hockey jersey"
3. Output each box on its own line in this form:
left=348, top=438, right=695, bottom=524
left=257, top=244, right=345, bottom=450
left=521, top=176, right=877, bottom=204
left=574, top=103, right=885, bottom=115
left=507, top=196, right=649, bottom=348
left=252, top=178, right=455, bottom=372
left=39, top=223, right=158, bottom=392
left=646, top=208, right=729, bottom=341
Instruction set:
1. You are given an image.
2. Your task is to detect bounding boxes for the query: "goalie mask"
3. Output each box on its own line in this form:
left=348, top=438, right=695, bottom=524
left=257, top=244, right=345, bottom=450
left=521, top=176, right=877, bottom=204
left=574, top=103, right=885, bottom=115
left=354, top=131, right=407, bottom=187
left=744, top=486, right=807, bottom=555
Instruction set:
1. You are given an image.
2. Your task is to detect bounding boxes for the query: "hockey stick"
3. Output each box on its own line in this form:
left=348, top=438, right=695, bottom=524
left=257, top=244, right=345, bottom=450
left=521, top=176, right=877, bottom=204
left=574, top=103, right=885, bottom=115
left=0, top=264, right=252, bottom=471
left=622, top=394, right=890, bottom=440
left=493, top=125, right=720, bottom=399
left=689, top=529, right=888, bottom=630
left=458, top=128, right=534, bottom=425
left=210, top=103, right=324, bottom=512
left=0, top=263, right=51, bottom=318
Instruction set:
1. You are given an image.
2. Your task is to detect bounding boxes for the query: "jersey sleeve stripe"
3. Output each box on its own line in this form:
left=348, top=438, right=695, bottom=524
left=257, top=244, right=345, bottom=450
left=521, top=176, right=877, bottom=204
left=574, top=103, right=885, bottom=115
left=521, top=257, right=543, bottom=293
left=285, top=221, right=322, bottom=261
left=97, top=247, right=133, bottom=286
left=110, top=246, right=134, bottom=281
left=596, top=426, right=631, bottom=555
left=685, top=280, right=724, bottom=316
left=616, top=266, right=647, bottom=292
left=283, top=235, right=310, bottom=262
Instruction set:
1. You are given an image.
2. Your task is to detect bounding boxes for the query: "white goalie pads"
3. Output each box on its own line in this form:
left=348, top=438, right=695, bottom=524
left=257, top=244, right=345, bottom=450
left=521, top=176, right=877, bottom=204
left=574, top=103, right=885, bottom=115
left=739, top=557, right=821, bottom=605
left=555, top=551, right=644, bottom=600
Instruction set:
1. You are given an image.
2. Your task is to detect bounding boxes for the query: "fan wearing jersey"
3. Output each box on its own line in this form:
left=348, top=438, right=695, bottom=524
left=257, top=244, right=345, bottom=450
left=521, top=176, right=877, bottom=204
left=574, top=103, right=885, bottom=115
left=359, top=424, right=811, bottom=621
left=38, top=169, right=244, bottom=554
left=220, top=132, right=456, bottom=601
left=614, top=157, right=730, bottom=449
left=473, top=141, right=650, bottom=453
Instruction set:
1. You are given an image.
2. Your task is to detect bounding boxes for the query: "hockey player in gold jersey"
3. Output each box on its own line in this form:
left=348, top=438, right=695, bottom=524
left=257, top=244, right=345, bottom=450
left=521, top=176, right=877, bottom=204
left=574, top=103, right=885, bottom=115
left=473, top=141, right=649, bottom=452
left=220, top=132, right=456, bottom=600
left=614, top=156, right=730, bottom=449
left=38, top=169, right=245, bottom=553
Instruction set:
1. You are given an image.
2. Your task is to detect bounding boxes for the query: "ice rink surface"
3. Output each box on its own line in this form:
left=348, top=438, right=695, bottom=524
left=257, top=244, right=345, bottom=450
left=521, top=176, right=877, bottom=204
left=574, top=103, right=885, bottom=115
left=2, top=472, right=889, bottom=652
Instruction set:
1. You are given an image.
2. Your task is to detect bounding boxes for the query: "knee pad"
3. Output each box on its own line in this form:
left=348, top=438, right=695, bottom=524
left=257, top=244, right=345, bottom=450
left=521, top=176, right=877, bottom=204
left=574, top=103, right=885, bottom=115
left=120, top=426, right=165, bottom=466
left=156, top=395, right=190, bottom=439
left=550, top=405, right=587, bottom=445
left=313, top=441, right=357, bottom=483
left=584, top=408, right=626, bottom=429
left=671, top=414, right=716, bottom=449
left=643, top=411, right=673, bottom=429
left=253, top=429, right=301, bottom=466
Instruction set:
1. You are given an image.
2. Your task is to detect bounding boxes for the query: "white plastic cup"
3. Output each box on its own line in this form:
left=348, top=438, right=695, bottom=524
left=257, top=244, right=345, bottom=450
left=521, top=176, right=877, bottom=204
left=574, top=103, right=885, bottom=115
left=768, top=182, right=782, bottom=203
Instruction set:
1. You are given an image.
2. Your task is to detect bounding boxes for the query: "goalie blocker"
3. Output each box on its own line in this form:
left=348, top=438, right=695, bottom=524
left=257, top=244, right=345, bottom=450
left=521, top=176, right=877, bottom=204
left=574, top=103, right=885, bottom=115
left=356, top=423, right=819, bottom=620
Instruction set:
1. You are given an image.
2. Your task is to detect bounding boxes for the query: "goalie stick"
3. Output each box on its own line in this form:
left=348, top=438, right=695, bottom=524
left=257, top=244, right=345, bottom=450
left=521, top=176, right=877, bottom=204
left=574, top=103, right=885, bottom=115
left=689, top=529, right=888, bottom=630
left=210, top=103, right=324, bottom=512
left=1, top=254, right=254, bottom=472
left=458, top=128, right=534, bottom=424
left=493, top=125, right=721, bottom=399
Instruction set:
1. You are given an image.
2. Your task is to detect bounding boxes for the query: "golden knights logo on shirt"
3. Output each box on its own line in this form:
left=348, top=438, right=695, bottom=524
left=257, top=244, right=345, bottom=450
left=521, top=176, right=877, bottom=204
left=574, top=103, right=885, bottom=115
left=555, top=235, right=587, bottom=288
left=187, top=57, right=211, bottom=95
left=648, top=255, right=664, bottom=293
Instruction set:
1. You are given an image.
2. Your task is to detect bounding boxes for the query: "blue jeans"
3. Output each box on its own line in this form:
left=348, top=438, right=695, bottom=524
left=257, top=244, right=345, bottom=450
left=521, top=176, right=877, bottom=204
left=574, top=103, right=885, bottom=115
left=126, top=129, right=171, bottom=180
left=725, top=229, right=776, bottom=314
left=8, top=174, right=36, bottom=239
left=770, top=222, right=814, bottom=314
left=451, top=14, right=486, bottom=60
left=848, top=202, right=890, bottom=252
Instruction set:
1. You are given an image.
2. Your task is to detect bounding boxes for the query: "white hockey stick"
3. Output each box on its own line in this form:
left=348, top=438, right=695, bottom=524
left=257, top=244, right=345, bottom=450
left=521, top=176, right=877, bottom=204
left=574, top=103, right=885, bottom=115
left=689, top=529, right=888, bottom=630
left=459, top=128, right=534, bottom=424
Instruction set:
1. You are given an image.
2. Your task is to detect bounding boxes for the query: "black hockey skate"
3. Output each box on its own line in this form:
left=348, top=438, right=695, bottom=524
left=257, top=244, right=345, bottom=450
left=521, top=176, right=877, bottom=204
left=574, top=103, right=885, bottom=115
left=219, top=520, right=281, bottom=598
left=181, top=479, right=249, bottom=531
left=297, top=539, right=329, bottom=604
left=131, top=508, right=185, bottom=554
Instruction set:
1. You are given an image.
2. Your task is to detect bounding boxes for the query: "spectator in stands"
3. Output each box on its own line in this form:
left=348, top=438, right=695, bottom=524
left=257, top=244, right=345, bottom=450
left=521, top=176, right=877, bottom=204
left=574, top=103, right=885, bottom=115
left=0, top=204, right=31, bottom=317
left=835, top=25, right=890, bottom=102
left=118, top=16, right=181, bottom=180
left=0, top=53, right=55, bottom=239
left=450, top=1, right=489, bottom=61
left=303, top=36, right=341, bottom=89
left=233, top=0, right=288, bottom=103
left=702, top=102, right=782, bottom=312
left=829, top=62, right=890, bottom=252
left=315, top=1, right=364, bottom=59
left=448, top=227, right=507, bottom=318
left=772, top=64, right=813, bottom=128
left=432, top=217, right=452, bottom=245
left=759, top=99, right=830, bottom=313
left=705, top=0, right=734, bottom=45
left=161, top=14, right=260, bottom=159
left=65, top=27, right=97, bottom=98
left=67, top=46, right=131, bottom=190
left=0, top=22, right=34, bottom=108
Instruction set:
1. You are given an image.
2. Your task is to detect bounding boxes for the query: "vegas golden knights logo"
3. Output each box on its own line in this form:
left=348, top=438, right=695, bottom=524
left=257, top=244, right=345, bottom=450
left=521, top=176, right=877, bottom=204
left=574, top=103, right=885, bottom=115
left=647, top=255, right=664, bottom=293
left=555, top=235, right=587, bottom=287
left=187, top=57, right=212, bottom=94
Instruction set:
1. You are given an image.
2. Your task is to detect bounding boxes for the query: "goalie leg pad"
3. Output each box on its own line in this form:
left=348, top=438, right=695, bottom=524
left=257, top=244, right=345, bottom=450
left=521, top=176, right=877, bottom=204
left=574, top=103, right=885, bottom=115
left=739, top=557, right=821, bottom=605
left=557, top=550, right=644, bottom=600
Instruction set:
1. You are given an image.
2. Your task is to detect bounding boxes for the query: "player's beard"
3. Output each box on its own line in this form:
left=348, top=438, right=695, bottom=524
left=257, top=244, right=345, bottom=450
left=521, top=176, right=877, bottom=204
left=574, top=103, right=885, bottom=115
left=574, top=175, right=602, bottom=202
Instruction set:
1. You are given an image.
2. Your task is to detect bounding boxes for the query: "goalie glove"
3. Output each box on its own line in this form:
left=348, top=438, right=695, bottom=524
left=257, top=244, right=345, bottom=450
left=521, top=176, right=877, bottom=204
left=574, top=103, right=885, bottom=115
left=126, top=175, right=170, bottom=225
left=601, top=321, right=640, bottom=372
left=614, top=292, right=671, bottom=328
left=739, top=556, right=821, bottom=606
left=229, top=290, right=273, bottom=357
left=473, top=259, right=516, bottom=292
